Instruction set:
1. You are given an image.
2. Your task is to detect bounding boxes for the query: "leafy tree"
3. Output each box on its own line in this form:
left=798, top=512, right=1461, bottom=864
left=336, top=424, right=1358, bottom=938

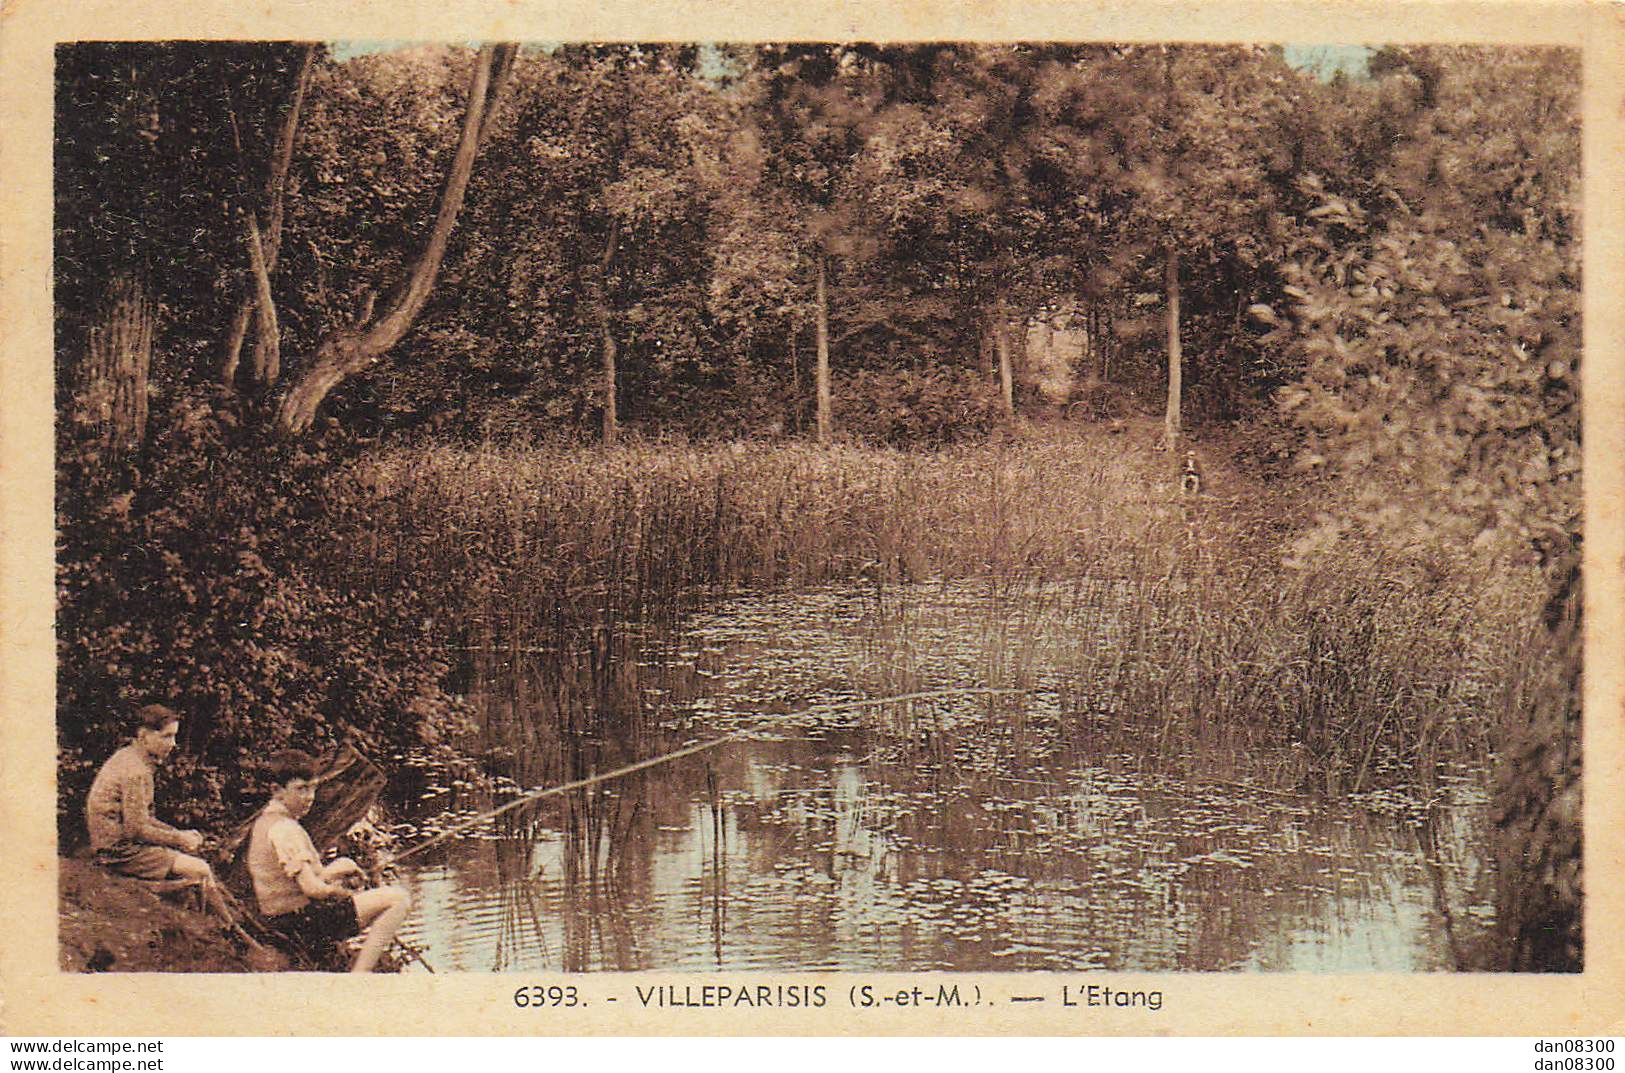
left=56, top=43, right=313, bottom=449
left=275, top=44, right=518, bottom=432
left=1261, top=46, right=1581, bottom=969
left=54, top=42, right=516, bottom=837
left=742, top=44, right=903, bottom=442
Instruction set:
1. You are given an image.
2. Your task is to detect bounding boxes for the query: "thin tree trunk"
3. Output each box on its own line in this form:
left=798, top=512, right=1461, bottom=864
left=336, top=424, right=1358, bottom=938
left=220, top=306, right=253, bottom=391
left=241, top=209, right=281, bottom=385
left=221, top=45, right=315, bottom=388
left=1102, top=305, right=1114, bottom=383
left=1164, top=244, right=1182, bottom=450
left=815, top=254, right=832, bottom=445
left=788, top=314, right=800, bottom=421
left=995, top=298, right=1014, bottom=417
left=596, top=302, right=618, bottom=445
left=76, top=275, right=155, bottom=461
left=592, top=219, right=620, bottom=445
left=736, top=327, right=754, bottom=390
left=978, top=315, right=994, bottom=381
left=276, top=44, right=517, bottom=435
left=1090, top=302, right=1104, bottom=381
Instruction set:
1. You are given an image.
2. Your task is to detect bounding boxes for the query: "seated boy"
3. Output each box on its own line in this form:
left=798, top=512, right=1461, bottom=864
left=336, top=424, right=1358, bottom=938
left=85, top=703, right=229, bottom=916
left=247, top=749, right=410, bottom=972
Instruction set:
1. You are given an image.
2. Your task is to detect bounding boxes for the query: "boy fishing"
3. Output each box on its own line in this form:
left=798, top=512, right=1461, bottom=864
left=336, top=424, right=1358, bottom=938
left=84, top=703, right=235, bottom=924
left=247, top=749, right=411, bottom=972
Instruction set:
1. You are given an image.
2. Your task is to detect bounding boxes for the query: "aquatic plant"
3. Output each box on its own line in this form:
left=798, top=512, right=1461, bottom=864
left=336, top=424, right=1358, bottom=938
left=341, top=426, right=1555, bottom=802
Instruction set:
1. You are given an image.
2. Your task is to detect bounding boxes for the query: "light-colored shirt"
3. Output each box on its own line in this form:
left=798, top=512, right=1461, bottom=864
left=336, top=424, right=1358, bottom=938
left=85, top=744, right=182, bottom=850
left=247, top=799, right=325, bottom=916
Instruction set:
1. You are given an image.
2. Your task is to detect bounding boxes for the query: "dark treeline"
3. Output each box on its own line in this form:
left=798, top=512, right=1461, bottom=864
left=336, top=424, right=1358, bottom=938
left=55, top=41, right=1580, bottom=969
left=60, top=42, right=1574, bottom=447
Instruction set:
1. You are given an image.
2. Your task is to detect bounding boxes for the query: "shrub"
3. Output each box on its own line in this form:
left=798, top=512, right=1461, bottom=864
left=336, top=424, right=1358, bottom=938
left=56, top=390, right=465, bottom=843
left=833, top=367, right=1005, bottom=446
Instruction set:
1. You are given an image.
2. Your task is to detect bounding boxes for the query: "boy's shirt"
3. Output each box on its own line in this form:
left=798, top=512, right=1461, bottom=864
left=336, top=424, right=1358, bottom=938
left=85, top=744, right=161, bottom=849
left=247, top=798, right=326, bottom=916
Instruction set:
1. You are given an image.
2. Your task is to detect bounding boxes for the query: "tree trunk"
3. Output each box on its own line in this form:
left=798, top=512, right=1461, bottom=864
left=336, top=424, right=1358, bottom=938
left=75, top=275, right=155, bottom=462
left=994, top=298, right=1015, bottom=417
left=1103, top=306, right=1115, bottom=383
left=1078, top=302, right=1092, bottom=383
left=780, top=313, right=793, bottom=398
left=735, top=327, right=754, bottom=391
left=241, top=209, right=281, bottom=385
left=978, top=315, right=994, bottom=381
left=220, top=304, right=253, bottom=391
left=275, top=44, right=517, bottom=435
left=599, top=316, right=619, bottom=445
left=592, top=220, right=620, bottom=445
left=1163, top=245, right=1182, bottom=451
left=596, top=302, right=619, bottom=446
left=1091, top=301, right=1108, bottom=382
left=815, top=253, right=832, bottom=445
left=221, top=45, right=315, bottom=389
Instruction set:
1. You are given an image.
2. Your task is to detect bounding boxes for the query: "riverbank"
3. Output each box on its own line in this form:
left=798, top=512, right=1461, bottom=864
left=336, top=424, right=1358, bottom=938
left=57, top=857, right=286, bottom=973
left=57, top=857, right=416, bottom=973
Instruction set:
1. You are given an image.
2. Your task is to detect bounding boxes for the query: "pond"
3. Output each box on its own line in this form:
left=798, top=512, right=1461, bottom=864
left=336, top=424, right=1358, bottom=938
left=390, top=581, right=1497, bottom=972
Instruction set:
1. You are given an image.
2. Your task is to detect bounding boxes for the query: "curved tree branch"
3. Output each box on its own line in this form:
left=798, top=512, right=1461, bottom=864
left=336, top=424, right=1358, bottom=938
left=220, top=44, right=316, bottom=389
left=276, top=43, right=519, bottom=434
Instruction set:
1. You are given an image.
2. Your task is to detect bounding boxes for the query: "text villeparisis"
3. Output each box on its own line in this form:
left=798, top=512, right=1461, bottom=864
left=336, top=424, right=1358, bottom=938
left=635, top=984, right=828, bottom=1009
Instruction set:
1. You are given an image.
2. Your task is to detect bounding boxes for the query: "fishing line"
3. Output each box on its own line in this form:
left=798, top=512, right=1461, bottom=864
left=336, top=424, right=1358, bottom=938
left=390, top=687, right=1027, bottom=864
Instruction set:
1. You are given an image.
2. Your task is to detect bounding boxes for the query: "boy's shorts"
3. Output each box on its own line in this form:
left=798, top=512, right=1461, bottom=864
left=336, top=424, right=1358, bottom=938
left=92, top=841, right=178, bottom=880
left=268, top=897, right=360, bottom=957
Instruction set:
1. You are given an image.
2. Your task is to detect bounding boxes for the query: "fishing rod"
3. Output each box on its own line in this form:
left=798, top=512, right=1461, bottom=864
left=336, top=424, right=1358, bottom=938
left=390, top=687, right=1028, bottom=864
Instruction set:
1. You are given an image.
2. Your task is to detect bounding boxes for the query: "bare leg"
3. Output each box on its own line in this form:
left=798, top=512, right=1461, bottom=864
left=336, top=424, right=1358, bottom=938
left=171, top=854, right=269, bottom=952
left=170, top=853, right=225, bottom=914
left=349, top=886, right=411, bottom=973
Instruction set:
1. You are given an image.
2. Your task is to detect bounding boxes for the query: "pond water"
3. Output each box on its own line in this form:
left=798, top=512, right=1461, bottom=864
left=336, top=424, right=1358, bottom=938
left=390, top=582, right=1497, bottom=973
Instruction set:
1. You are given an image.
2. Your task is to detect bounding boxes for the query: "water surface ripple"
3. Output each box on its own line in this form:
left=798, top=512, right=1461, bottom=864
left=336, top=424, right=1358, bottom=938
left=394, top=582, right=1494, bottom=972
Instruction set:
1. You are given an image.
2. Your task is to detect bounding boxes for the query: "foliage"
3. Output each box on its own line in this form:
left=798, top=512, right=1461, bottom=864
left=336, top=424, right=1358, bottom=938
left=1258, top=47, right=1581, bottom=970
left=54, top=42, right=314, bottom=390
left=56, top=396, right=465, bottom=842
left=54, top=40, right=1584, bottom=968
left=1264, top=48, right=1580, bottom=567
left=834, top=367, right=1006, bottom=446
left=278, top=46, right=470, bottom=367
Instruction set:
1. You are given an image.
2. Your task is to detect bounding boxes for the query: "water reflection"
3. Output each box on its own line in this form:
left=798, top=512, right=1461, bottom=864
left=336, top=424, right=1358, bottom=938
left=395, top=583, right=1495, bottom=972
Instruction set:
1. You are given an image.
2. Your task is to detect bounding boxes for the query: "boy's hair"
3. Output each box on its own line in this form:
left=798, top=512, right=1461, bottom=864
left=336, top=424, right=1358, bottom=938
left=266, top=749, right=322, bottom=787
left=133, top=703, right=180, bottom=732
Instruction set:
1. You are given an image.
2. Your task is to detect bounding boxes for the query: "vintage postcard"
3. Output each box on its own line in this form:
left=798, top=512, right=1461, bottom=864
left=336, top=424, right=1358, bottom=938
left=2, top=0, right=1622, bottom=1037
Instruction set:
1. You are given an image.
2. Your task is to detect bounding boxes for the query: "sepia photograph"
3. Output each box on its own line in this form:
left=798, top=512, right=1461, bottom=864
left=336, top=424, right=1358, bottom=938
left=3, top=0, right=1623, bottom=1039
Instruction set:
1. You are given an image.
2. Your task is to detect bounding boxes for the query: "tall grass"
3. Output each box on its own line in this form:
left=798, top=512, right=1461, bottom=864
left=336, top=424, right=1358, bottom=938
left=1047, top=544, right=1548, bottom=795
left=333, top=428, right=1557, bottom=799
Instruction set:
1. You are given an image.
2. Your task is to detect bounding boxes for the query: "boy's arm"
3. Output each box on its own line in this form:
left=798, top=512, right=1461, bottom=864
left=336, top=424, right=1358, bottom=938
left=121, top=771, right=201, bottom=851
left=320, top=857, right=365, bottom=886
left=294, top=861, right=353, bottom=900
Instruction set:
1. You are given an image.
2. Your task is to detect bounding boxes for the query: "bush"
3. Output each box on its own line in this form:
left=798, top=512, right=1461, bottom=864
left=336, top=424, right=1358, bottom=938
left=834, top=367, right=1005, bottom=446
left=56, top=390, right=465, bottom=844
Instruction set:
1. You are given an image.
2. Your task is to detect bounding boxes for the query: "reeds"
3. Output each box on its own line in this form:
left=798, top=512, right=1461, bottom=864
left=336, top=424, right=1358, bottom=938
left=1049, top=544, right=1547, bottom=795
left=332, top=430, right=1558, bottom=800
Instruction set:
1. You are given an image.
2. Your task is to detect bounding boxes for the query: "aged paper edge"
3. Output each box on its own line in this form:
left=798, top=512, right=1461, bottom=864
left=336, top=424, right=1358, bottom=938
left=1, top=0, right=1621, bottom=1038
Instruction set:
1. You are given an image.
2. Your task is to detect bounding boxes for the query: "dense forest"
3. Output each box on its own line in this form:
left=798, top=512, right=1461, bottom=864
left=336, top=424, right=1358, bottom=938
left=55, top=41, right=1580, bottom=971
